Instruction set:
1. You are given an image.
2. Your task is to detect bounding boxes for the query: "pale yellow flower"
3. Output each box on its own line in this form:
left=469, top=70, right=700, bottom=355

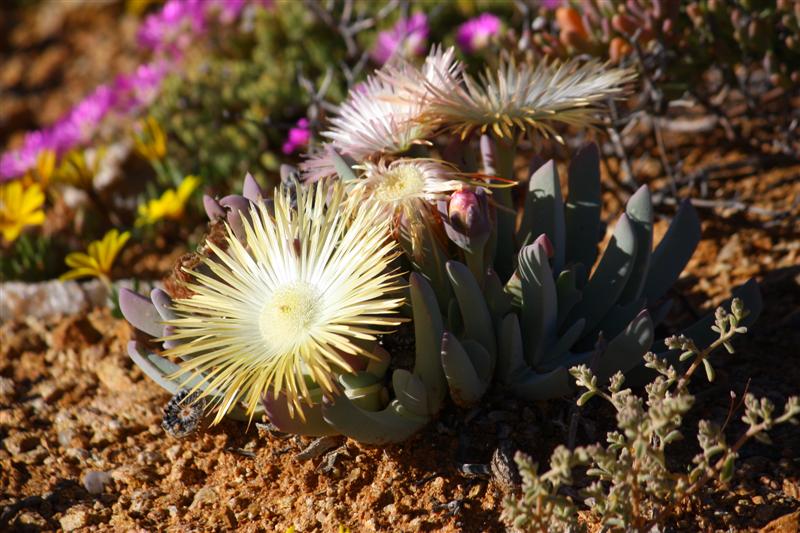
left=60, top=229, right=131, bottom=284
left=136, top=175, right=200, bottom=226
left=355, top=158, right=464, bottom=220
left=0, top=181, right=46, bottom=243
left=162, top=180, right=405, bottom=423
left=419, top=58, right=636, bottom=141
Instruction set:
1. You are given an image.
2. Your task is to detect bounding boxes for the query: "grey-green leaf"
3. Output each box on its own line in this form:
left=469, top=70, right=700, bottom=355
left=565, top=143, right=601, bottom=268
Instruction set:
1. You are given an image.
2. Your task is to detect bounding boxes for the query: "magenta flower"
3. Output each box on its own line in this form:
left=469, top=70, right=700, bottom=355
left=113, top=61, right=170, bottom=112
left=0, top=131, right=51, bottom=180
left=1, top=0, right=269, bottom=181
left=282, top=119, right=311, bottom=155
left=137, top=0, right=206, bottom=55
left=371, top=13, right=429, bottom=65
left=456, top=13, right=502, bottom=54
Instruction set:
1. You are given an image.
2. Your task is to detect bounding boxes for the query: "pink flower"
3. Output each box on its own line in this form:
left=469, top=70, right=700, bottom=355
left=0, top=131, right=51, bottom=180
left=113, top=61, right=170, bottom=112
left=456, top=13, right=501, bottom=54
left=282, top=119, right=311, bottom=155
left=371, top=13, right=429, bottom=65
left=137, top=0, right=206, bottom=55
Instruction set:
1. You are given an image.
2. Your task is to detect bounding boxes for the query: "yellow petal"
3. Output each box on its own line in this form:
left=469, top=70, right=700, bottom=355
left=60, top=267, right=101, bottom=281
left=65, top=252, right=100, bottom=270
left=1, top=223, right=22, bottom=243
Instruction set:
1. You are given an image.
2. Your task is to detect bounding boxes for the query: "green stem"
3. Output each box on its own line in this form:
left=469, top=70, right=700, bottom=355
left=491, top=136, right=517, bottom=281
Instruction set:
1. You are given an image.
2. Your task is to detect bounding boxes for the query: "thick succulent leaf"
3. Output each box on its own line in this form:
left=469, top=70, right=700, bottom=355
left=649, top=299, right=673, bottom=328
left=556, top=268, right=583, bottom=328
left=127, top=340, right=180, bottom=394
left=119, top=288, right=162, bottom=338
left=508, top=366, right=572, bottom=401
left=517, top=160, right=566, bottom=273
left=497, top=314, right=525, bottom=384
left=618, top=185, right=653, bottom=305
left=242, top=172, right=266, bottom=201
left=220, top=195, right=251, bottom=242
left=517, top=236, right=557, bottom=366
left=262, top=392, right=338, bottom=437
left=446, top=261, right=496, bottom=358
left=559, top=310, right=654, bottom=383
left=440, top=334, right=485, bottom=407
left=151, top=288, right=177, bottom=321
left=642, top=199, right=701, bottom=305
left=329, top=149, right=358, bottom=182
left=203, top=194, right=226, bottom=221
left=447, top=298, right=463, bottom=333
left=595, top=310, right=654, bottom=383
left=462, top=339, right=493, bottom=383
left=589, top=297, right=647, bottom=347
left=539, top=318, right=586, bottom=371
left=392, top=369, right=430, bottom=417
left=565, top=143, right=602, bottom=268
left=566, top=213, right=638, bottom=335
left=322, top=397, right=428, bottom=445
left=410, top=273, right=446, bottom=412
left=495, top=315, right=573, bottom=399
left=340, top=372, right=385, bottom=412
left=485, top=269, right=513, bottom=325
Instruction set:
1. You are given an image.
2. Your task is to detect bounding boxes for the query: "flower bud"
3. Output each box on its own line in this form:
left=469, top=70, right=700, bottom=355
left=438, top=187, right=493, bottom=253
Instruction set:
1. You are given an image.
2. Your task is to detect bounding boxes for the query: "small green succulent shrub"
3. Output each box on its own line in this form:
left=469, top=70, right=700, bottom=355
left=120, top=45, right=762, bottom=445
left=523, top=1, right=800, bottom=158
left=502, top=299, right=800, bottom=532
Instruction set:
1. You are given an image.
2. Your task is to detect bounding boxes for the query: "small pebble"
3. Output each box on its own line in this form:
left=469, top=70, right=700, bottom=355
left=60, top=506, right=90, bottom=531
left=83, top=470, right=112, bottom=495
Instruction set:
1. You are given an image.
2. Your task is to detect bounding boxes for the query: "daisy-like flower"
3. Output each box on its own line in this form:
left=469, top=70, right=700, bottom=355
left=419, top=58, right=636, bottom=141
left=162, top=180, right=405, bottom=423
left=60, top=229, right=131, bottom=285
left=302, top=46, right=463, bottom=180
left=356, top=158, right=464, bottom=220
left=136, top=175, right=200, bottom=226
left=0, top=181, right=45, bottom=243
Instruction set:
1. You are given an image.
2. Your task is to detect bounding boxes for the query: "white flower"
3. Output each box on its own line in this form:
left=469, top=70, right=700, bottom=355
left=163, top=180, right=405, bottom=422
left=355, top=158, right=465, bottom=219
left=419, top=58, right=636, bottom=141
left=302, top=46, right=463, bottom=180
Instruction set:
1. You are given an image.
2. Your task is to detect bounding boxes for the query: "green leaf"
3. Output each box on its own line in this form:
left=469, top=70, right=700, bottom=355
left=517, top=160, right=566, bottom=273
left=565, top=143, right=601, bottom=268
left=642, top=199, right=701, bottom=305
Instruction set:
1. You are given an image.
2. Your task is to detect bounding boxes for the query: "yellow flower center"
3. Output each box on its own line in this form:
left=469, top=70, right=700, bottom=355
left=374, top=165, right=425, bottom=204
left=260, top=282, right=322, bottom=352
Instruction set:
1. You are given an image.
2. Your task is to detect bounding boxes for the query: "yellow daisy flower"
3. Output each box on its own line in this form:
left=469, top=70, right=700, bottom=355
left=133, top=115, right=167, bottom=161
left=60, top=229, right=131, bottom=284
left=136, top=175, right=200, bottom=227
left=0, top=181, right=46, bottom=243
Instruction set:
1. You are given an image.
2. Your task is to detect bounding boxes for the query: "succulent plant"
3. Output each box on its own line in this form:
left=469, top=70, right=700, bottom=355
left=119, top=47, right=761, bottom=445
left=120, top=142, right=762, bottom=444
